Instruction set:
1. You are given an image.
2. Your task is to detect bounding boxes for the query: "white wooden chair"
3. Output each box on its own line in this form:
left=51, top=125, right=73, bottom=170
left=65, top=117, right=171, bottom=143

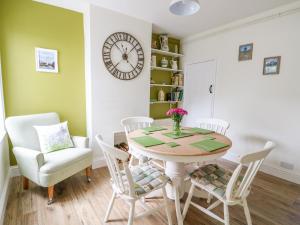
left=192, top=118, right=231, bottom=203
left=182, top=141, right=276, bottom=225
left=197, top=118, right=230, bottom=135
left=121, top=117, right=163, bottom=168
left=95, top=134, right=172, bottom=225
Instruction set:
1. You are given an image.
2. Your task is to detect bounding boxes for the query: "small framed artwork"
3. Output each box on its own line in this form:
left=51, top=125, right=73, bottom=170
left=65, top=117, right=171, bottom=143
left=263, top=56, right=281, bottom=75
left=238, top=43, right=253, bottom=61
left=35, top=48, right=58, bottom=73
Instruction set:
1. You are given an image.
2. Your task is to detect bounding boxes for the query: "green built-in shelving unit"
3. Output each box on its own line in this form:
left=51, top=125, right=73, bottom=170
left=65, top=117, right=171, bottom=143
left=149, top=33, right=184, bottom=119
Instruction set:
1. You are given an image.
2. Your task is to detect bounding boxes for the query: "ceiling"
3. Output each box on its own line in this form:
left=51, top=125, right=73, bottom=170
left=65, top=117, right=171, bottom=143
left=86, top=0, right=297, bottom=38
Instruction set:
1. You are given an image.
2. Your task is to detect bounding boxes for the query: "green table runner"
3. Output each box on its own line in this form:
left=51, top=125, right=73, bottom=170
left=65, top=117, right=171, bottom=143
left=163, top=132, right=194, bottom=139
left=142, top=126, right=167, bottom=132
left=166, top=142, right=180, bottom=148
left=187, top=127, right=214, bottom=134
left=191, top=139, right=229, bottom=152
left=131, top=136, right=165, bottom=147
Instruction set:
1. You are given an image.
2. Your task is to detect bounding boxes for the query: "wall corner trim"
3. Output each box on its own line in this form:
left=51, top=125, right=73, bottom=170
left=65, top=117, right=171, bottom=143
left=183, top=1, right=300, bottom=44
left=92, top=157, right=107, bottom=169
left=9, top=165, right=20, bottom=178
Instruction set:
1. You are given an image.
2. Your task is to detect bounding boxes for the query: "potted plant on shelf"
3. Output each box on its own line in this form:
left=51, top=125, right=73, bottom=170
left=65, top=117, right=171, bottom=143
left=166, top=108, right=188, bottom=136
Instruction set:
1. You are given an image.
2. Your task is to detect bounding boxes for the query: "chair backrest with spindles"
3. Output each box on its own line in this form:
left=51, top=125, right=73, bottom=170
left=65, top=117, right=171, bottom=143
left=95, top=134, right=135, bottom=197
left=225, top=141, right=275, bottom=201
left=121, top=117, right=154, bottom=136
left=197, top=118, right=230, bottom=135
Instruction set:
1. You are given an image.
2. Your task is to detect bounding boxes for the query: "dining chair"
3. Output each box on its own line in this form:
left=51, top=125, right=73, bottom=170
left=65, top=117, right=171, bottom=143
left=95, top=135, right=172, bottom=225
left=121, top=117, right=164, bottom=168
left=194, top=118, right=231, bottom=203
left=197, top=118, right=230, bottom=135
left=182, top=141, right=276, bottom=225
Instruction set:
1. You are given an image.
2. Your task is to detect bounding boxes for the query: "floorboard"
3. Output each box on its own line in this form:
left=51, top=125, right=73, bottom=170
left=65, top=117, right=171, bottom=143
left=4, top=160, right=300, bottom=225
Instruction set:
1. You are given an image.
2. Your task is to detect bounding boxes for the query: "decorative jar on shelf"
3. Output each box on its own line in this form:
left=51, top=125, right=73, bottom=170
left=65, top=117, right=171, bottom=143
left=158, top=88, right=165, bottom=101
left=178, top=73, right=184, bottom=86
left=170, top=59, right=178, bottom=70
left=151, top=55, right=157, bottom=67
left=161, top=57, right=168, bottom=68
left=159, top=34, right=169, bottom=52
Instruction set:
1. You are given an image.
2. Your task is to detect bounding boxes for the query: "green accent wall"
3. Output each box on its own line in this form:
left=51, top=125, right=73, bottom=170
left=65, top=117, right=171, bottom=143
left=150, top=34, right=181, bottom=119
left=0, top=0, right=86, bottom=165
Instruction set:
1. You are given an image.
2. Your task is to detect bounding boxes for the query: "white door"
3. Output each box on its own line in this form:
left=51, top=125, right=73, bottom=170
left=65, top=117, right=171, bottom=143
left=183, top=60, right=216, bottom=127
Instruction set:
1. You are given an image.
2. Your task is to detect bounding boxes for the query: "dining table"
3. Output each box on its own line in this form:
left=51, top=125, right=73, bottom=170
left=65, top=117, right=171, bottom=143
left=127, top=125, right=232, bottom=225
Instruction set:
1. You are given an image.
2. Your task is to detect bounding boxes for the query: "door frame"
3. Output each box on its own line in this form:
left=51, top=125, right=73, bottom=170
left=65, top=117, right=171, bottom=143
left=184, top=58, right=218, bottom=118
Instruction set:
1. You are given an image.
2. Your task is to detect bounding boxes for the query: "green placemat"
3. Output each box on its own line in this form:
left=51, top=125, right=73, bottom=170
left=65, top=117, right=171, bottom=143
left=203, top=136, right=216, bottom=140
left=187, top=127, right=214, bottom=134
left=166, top=142, right=180, bottom=147
left=131, top=136, right=165, bottom=147
left=163, top=132, right=194, bottom=139
left=191, top=139, right=229, bottom=152
left=142, top=126, right=167, bottom=132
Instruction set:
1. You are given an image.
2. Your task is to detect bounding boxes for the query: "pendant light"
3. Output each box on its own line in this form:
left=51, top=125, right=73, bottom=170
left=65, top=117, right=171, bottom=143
left=169, top=0, right=200, bottom=16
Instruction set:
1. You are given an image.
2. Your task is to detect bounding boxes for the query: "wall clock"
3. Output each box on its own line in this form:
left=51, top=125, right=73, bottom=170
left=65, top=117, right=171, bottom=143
left=102, top=32, right=144, bottom=80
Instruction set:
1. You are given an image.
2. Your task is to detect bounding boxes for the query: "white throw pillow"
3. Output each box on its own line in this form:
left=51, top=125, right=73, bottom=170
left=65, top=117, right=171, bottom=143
left=34, top=121, right=74, bottom=153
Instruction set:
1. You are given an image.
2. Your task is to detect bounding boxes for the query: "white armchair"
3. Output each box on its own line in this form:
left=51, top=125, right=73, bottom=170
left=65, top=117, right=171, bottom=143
left=5, top=112, right=93, bottom=204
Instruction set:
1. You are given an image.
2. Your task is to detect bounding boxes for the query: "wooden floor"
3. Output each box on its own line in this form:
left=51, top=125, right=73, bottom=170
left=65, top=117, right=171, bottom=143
left=4, top=160, right=300, bottom=225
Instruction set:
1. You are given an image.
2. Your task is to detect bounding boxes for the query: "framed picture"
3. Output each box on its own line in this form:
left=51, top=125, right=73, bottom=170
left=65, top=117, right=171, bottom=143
left=238, top=43, right=253, bottom=61
left=35, top=48, right=58, bottom=73
left=263, top=56, right=281, bottom=75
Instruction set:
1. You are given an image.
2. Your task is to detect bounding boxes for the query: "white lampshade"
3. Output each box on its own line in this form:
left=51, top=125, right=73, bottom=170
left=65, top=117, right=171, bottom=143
left=169, top=0, right=200, bottom=16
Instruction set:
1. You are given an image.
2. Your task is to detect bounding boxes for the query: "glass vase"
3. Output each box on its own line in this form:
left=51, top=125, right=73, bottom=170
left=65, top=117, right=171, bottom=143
left=173, top=120, right=181, bottom=136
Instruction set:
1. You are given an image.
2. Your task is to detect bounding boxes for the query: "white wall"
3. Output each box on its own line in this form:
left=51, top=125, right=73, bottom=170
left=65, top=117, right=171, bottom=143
left=87, top=5, right=152, bottom=162
left=183, top=10, right=300, bottom=183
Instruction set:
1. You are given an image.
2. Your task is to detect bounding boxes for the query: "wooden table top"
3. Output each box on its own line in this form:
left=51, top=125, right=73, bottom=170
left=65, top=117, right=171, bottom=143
left=127, top=126, right=232, bottom=156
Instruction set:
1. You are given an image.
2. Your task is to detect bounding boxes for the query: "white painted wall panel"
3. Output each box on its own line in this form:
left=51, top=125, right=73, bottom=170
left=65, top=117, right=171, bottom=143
left=183, top=12, right=300, bottom=182
left=88, top=5, right=151, bottom=160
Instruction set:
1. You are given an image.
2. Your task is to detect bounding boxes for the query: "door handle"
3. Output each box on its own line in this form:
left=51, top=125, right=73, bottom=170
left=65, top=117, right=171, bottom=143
left=209, top=85, right=213, bottom=94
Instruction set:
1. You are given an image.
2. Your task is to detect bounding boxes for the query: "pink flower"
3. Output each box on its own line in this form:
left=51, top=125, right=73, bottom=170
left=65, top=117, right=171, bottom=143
left=166, top=108, right=188, bottom=116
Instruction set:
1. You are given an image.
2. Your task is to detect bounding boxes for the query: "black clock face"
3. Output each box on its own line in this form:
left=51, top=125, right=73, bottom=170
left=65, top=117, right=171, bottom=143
left=102, top=32, right=144, bottom=80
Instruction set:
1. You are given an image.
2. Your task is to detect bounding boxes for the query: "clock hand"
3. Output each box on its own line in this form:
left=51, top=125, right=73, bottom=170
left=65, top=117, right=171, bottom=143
left=112, top=59, right=122, bottom=69
left=115, top=43, right=124, bottom=54
left=128, top=43, right=138, bottom=53
left=127, top=59, right=135, bottom=70
left=121, top=44, right=127, bottom=54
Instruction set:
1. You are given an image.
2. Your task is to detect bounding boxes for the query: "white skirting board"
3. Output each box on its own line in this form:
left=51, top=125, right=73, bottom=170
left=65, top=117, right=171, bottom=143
left=0, top=168, right=12, bottom=225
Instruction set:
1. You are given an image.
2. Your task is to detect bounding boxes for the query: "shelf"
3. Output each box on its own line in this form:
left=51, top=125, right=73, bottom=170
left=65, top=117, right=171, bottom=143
left=151, top=66, right=183, bottom=73
left=150, top=101, right=182, bottom=104
left=150, top=84, right=183, bottom=88
left=151, top=48, right=184, bottom=58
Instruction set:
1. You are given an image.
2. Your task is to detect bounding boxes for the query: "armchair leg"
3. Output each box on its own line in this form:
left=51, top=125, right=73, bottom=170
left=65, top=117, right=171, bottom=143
left=86, top=166, right=92, bottom=182
left=48, top=186, right=55, bottom=205
left=23, top=177, right=29, bottom=190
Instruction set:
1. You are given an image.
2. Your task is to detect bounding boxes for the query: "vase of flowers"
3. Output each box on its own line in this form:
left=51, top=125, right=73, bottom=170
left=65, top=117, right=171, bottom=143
left=166, top=108, right=188, bottom=136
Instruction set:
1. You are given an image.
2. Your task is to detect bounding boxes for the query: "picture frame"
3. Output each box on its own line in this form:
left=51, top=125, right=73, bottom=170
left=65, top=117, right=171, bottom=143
left=263, top=56, right=281, bottom=75
left=35, top=48, right=58, bottom=73
left=238, top=43, right=253, bottom=61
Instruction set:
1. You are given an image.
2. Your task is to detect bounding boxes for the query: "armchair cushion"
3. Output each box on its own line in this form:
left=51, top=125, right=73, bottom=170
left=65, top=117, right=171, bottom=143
left=34, top=121, right=74, bottom=153
left=40, top=147, right=92, bottom=173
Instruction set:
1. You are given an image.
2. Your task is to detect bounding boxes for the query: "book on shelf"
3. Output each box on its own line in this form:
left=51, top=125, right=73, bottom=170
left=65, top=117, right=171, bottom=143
left=167, top=89, right=183, bottom=102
